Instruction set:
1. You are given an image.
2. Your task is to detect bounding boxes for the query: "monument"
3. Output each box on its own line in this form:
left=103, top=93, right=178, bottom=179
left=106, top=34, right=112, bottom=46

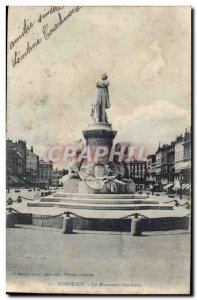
left=62, top=73, right=136, bottom=195
left=26, top=74, right=181, bottom=216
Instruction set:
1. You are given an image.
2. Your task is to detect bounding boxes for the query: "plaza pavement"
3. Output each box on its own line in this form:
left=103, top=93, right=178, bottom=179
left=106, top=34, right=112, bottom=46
left=6, top=225, right=191, bottom=294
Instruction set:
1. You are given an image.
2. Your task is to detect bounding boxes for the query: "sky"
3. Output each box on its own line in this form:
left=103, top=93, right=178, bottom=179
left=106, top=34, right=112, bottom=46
left=7, top=6, right=191, bottom=167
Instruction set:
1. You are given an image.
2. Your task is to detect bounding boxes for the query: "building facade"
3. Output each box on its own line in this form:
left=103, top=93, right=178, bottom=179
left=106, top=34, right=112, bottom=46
left=38, top=160, right=53, bottom=188
left=174, top=134, right=184, bottom=175
left=26, top=146, right=39, bottom=187
left=167, top=142, right=175, bottom=183
left=182, top=128, right=191, bottom=185
left=51, top=168, right=64, bottom=186
left=147, top=128, right=191, bottom=193
left=130, top=160, right=146, bottom=190
left=146, top=154, right=156, bottom=189
left=6, top=139, right=27, bottom=187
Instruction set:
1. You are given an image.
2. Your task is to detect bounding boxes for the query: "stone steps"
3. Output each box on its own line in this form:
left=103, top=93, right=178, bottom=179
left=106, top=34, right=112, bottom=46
left=40, top=196, right=159, bottom=205
left=54, top=193, right=148, bottom=199
left=27, top=201, right=173, bottom=210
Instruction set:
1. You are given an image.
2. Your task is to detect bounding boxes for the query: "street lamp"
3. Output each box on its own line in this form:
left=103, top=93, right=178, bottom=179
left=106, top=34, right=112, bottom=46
left=23, top=176, right=26, bottom=188
left=7, top=167, right=11, bottom=193
left=7, top=175, right=10, bottom=193
left=32, top=172, right=36, bottom=191
left=179, top=171, right=184, bottom=200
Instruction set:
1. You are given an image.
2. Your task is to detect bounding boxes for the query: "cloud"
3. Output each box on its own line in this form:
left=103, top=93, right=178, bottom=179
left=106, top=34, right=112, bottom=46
left=149, top=40, right=162, bottom=54
left=131, top=100, right=190, bottom=122
left=113, top=100, right=191, bottom=153
left=140, top=40, right=166, bottom=81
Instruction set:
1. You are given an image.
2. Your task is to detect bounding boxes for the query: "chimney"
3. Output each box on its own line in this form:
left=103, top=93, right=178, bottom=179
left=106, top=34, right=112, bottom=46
left=30, top=146, right=33, bottom=152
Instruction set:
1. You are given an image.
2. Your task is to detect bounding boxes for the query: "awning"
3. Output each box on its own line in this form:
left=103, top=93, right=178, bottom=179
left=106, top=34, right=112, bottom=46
left=172, top=183, right=191, bottom=191
left=148, top=185, right=153, bottom=189
left=9, top=175, right=20, bottom=184
left=168, top=183, right=173, bottom=188
left=164, top=183, right=173, bottom=189
left=172, top=186, right=179, bottom=191
left=183, top=184, right=191, bottom=190
left=181, top=183, right=187, bottom=189
left=161, top=180, right=168, bottom=186
left=153, top=183, right=160, bottom=186
left=38, top=180, right=48, bottom=184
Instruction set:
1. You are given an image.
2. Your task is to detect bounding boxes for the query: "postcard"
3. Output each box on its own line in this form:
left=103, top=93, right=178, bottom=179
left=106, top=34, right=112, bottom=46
left=6, top=6, right=191, bottom=294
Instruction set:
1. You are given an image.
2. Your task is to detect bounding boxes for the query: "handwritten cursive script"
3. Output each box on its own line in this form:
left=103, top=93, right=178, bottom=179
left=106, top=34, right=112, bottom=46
left=10, top=6, right=82, bottom=68
left=9, top=19, right=34, bottom=50
left=12, top=38, right=42, bottom=67
left=38, top=6, right=65, bottom=23
left=42, top=7, right=82, bottom=40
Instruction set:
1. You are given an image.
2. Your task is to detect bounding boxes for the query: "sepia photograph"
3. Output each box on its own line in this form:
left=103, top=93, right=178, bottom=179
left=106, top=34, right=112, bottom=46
left=6, top=6, right=191, bottom=294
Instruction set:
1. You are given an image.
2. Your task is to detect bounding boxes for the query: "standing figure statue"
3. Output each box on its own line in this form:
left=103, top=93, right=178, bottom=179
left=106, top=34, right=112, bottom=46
left=91, top=73, right=111, bottom=123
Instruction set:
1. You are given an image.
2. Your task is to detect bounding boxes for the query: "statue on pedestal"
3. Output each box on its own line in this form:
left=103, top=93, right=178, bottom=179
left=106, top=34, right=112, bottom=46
left=60, top=73, right=136, bottom=194
left=91, top=73, right=111, bottom=123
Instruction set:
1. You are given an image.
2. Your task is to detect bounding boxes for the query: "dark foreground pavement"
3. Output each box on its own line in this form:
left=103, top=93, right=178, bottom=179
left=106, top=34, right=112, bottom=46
left=6, top=226, right=191, bottom=294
